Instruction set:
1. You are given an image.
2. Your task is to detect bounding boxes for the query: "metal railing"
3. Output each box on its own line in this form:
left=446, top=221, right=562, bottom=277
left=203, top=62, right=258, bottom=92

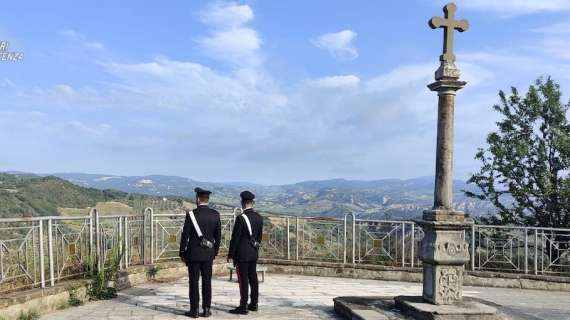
left=2, top=209, right=570, bottom=294
left=470, top=224, right=570, bottom=276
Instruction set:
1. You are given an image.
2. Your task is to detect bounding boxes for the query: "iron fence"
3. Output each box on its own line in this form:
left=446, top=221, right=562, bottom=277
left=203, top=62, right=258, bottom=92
left=2, top=209, right=570, bottom=294
left=470, top=225, right=570, bottom=275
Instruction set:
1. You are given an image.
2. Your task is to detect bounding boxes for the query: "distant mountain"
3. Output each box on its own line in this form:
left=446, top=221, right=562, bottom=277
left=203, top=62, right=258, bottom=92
left=0, top=172, right=241, bottom=218
left=52, top=173, right=495, bottom=220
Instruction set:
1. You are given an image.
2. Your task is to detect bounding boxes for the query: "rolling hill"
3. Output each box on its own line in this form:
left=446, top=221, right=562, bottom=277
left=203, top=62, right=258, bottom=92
left=0, top=173, right=196, bottom=218
left=53, top=173, right=495, bottom=219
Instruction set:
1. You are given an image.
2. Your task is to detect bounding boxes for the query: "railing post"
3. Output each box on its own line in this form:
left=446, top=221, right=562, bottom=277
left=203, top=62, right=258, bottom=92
left=295, top=216, right=299, bottom=261
left=149, top=208, right=154, bottom=264
left=471, top=223, right=476, bottom=271
left=39, top=219, right=45, bottom=288
left=118, top=217, right=123, bottom=270
left=89, top=210, right=94, bottom=275
left=343, top=215, right=347, bottom=264
left=124, top=216, right=129, bottom=269
left=534, top=229, right=538, bottom=275
left=286, top=217, right=290, bottom=260
left=411, top=223, right=415, bottom=268
left=47, top=218, right=54, bottom=286
left=401, top=222, right=405, bottom=267
left=524, top=228, right=528, bottom=274
left=141, top=211, right=146, bottom=264
left=352, top=215, right=356, bottom=265
left=95, top=209, right=101, bottom=272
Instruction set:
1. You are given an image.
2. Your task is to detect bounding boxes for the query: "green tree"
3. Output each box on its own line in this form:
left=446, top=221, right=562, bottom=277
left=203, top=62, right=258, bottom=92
left=466, top=77, right=570, bottom=228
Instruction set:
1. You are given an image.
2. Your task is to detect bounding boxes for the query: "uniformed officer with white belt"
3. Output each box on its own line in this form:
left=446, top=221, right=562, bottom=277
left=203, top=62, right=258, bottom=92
left=179, top=187, right=221, bottom=318
left=227, top=191, right=263, bottom=315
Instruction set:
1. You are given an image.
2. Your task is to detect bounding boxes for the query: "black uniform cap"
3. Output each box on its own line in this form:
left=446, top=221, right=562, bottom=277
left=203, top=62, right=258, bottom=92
left=194, top=187, right=212, bottom=196
left=240, top=190, right=255, bottom=201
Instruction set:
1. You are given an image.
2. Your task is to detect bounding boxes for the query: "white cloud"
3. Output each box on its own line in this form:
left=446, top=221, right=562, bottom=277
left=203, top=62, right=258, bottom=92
left=59, top=29, right=105, bottom=51
left=0, top=78, right=17, bottom=88
left=198, top=2, right=254, bottom=28
left=103, top=57, right=287, bottom=111
left=197, top=28, right=261, bottom=64
left=196, top=2, right=261, bottom=67
left=366, top=64, right=434, bottom=93
left=453, top=0, right=570, bottom=15
left=54, top=84, right=75, bottom=96
left=307, top=75, right=360, bottom=89
left=532, top=22, right=570, bottom=35
left=59, top=29, right=80, bottom=39
left=8, top=2, right=570, bottom=183
left=536, top=37, right=570, bottom=60
left=527, top=21, right=570, bottom=60
left=67, top=121, right=111, bottom=136
left=313, top=30, right=358, bottom=61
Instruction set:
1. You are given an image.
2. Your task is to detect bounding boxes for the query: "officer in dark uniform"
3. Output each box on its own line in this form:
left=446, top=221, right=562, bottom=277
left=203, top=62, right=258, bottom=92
left=179, top=187, right=221, bottom=318
left=227, top=190, right=263, bottom=315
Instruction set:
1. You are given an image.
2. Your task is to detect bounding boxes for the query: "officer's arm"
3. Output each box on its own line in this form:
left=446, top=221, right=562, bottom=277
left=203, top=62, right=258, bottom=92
left=257, top=217, right=263, bottom=243
left=214, top=214, right=222, bottom=256
left=179, top=211, right=190, bottom=258
left=228, top=217, right=243, bottom=259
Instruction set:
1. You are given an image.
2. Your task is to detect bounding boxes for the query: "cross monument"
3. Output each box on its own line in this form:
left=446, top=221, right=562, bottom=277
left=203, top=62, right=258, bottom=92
left=335, top=4, right=503, bottom=318
left=419, top=2, right=471, bottom=305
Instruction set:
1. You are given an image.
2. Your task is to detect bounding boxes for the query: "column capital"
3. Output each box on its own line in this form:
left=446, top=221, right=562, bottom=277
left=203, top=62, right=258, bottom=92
left=428, top=78, right=466, bottom=94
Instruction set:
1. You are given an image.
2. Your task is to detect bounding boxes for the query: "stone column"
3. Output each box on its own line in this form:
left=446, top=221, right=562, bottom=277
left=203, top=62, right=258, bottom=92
left=418, top=59, right=472, bottom=305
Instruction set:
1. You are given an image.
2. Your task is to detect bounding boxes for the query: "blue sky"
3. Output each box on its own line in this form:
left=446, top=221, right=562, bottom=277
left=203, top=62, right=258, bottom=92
left=1, top=0, right=570, bottom=184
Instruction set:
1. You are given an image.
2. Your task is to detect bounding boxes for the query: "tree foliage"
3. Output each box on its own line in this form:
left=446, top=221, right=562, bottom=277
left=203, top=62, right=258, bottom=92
left=466, top=78, right=570, bottom=228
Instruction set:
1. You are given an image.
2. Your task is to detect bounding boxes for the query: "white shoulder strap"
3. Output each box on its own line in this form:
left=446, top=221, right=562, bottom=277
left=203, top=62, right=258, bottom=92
left=188, top=210, right=203, bottom=238
left=241, top=214, right=253, bottom=237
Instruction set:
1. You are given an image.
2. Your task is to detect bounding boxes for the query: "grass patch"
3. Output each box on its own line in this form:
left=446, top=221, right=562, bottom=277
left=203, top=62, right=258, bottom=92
left=89, top=271, right=117, bottom=300
left=56, top=302, right=69, bottom=310
left=68, top=287, right=84, bottom=307
left=17, top=310, right=39, bottom=320
left=147, top=265, right=160, bottom=280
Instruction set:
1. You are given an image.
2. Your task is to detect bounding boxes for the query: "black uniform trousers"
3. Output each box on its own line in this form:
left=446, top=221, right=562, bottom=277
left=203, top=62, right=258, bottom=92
left=187, top=260, right=213, bottom=310
left=235, top=261, right=259, bottom=307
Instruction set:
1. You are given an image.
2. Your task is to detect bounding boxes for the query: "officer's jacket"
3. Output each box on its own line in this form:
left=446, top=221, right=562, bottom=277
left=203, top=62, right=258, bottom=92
left=179, top=205, right=222, bottom=262
left=228, top=209, right=263, bottom=262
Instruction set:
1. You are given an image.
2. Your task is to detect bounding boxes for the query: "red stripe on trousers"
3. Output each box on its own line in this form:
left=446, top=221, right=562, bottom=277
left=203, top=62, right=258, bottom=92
left=236, top=265, right=242, bottom=293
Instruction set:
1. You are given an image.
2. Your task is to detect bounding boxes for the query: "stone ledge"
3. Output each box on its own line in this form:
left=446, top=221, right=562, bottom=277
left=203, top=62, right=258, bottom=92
left=0, top=279, right=89, bottom=309
left=259, top=259, right=570, bottom=292
left=0, top=261, right=229, bottom=320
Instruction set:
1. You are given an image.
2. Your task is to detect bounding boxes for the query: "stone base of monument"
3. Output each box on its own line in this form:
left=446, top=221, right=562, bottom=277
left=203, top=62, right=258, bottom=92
left=334, top=296, right=511, bottom=320
left=394, top=296, right=505, bottom=320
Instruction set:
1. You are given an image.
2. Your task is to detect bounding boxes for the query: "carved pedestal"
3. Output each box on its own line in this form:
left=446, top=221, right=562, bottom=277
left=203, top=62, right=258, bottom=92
left=418, top=212, right=471, bottom=305
left=391, top=211, right=503, bottom=319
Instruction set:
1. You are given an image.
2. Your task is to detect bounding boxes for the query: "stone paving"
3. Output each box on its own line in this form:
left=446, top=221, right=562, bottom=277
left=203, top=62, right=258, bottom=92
left=41, top=274, right=570, bottom=320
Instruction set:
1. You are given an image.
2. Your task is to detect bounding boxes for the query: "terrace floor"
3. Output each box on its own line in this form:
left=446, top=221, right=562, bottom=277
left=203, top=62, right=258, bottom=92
left=41, top=274, right=570, bottom=320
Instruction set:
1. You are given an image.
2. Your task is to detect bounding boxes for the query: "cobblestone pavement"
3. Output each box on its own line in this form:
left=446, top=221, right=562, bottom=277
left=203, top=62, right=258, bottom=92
left=41, top=274, right=570, bottom=320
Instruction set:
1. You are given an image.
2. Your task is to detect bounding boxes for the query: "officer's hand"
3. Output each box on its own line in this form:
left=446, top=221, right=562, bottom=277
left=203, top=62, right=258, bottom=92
left=180, top=256, right=186, bottom=264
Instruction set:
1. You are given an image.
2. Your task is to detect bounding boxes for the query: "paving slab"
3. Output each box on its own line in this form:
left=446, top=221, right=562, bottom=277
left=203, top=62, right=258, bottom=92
left=41, top=274, right=570, bottom=320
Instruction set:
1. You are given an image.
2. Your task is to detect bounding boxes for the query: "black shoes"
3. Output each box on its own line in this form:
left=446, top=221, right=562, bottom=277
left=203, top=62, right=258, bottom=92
left=201, top=308, right=212, bottom=317
left=229, top=306, right=249, bottom=315
left=184, top=309, right=199, bottom=318
left=247, top=304, right=258, bottom=312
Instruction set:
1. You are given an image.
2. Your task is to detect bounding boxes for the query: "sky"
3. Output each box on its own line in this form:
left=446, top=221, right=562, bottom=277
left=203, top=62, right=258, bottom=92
left=1, top=0, right=570, bottom=185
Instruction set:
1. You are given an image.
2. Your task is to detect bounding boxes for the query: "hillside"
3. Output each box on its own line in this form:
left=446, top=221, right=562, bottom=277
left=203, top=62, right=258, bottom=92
left=54, top=173, right=495, bottom=219
left=0, top=173, right=192, bottom=218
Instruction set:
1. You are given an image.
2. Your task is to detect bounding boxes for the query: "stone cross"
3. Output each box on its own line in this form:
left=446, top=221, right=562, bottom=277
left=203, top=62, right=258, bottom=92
left=419, top=2, right=472, bottom=306
left=429, top=3, right=469, bottom=63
